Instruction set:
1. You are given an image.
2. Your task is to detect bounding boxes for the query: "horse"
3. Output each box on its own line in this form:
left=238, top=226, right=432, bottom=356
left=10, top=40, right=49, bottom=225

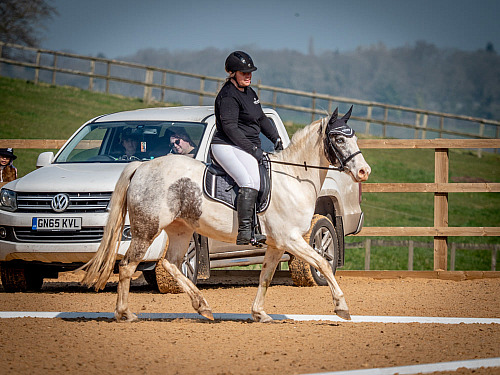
left=81, top=106, right=371, bottom=322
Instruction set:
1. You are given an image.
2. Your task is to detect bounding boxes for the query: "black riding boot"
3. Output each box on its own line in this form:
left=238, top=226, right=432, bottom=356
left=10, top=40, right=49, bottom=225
left=236, top=187, right=266, bottom=245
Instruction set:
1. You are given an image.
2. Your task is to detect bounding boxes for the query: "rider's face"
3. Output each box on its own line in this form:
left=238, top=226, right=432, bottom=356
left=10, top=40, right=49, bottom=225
left=234, top=71, right=252, bottom=87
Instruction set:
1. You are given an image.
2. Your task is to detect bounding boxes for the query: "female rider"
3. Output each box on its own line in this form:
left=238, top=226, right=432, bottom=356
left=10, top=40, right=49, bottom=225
left=211, top=51, right=283, bottom=245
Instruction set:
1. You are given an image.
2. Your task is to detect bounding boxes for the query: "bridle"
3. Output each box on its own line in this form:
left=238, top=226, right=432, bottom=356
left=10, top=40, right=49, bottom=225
left=324, top=132, right=362, bottom=172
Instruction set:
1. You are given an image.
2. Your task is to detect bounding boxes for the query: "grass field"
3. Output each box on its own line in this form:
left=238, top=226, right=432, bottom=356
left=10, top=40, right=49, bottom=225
left=1, top=76, right=499, bottom=271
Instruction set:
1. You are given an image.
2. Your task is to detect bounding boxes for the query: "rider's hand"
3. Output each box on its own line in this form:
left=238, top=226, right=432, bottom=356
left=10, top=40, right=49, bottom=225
left=252, top=146, right=263, bottom=162
left=274, top=138, right=283, bottom=151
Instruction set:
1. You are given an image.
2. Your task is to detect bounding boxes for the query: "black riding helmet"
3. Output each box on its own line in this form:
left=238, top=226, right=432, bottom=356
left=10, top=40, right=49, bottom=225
left=225, top=51, right=257, bottom=73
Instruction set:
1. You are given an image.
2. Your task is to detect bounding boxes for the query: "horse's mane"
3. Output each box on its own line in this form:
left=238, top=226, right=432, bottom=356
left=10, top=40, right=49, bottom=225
left=275, top=117, right=326, bottom=161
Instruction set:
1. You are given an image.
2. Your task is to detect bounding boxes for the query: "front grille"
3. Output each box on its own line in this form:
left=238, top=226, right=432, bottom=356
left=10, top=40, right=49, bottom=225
left=16, top=192, right=112, bottom=213
left=14, top=227, right=104, bottom=243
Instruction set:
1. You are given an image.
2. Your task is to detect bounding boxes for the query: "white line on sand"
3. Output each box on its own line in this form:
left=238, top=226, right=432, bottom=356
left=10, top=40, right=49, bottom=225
left=305, top=357, right=500, bottom=375
left=0, top=311, right=499, bottom=324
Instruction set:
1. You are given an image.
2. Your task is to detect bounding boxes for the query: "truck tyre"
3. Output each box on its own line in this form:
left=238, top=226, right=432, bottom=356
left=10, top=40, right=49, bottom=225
left=0, top=263, right=44, bottom=292
left=145, top=234, right=200, bottom=293
left=289, top=214, right=339, bottom=287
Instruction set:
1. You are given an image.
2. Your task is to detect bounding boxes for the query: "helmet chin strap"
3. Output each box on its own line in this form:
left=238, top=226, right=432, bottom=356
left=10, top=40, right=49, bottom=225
left=231, top=77, right=247, bottom=89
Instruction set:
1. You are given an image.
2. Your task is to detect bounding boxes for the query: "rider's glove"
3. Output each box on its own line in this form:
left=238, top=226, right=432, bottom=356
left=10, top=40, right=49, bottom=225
left=251, top=145, right=263, bottom=162
left=274, top=138, right=283, bottom=151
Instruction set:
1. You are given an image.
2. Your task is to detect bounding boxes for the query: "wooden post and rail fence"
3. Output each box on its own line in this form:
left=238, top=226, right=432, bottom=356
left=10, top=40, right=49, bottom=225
left=0, top=138, right=498, bottom=272
left=1, top=42, right=500, bottom=143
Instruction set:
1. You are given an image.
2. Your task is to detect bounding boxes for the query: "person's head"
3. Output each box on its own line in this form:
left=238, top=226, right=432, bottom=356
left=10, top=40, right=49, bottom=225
left=170, top=132, right=195, bottom=156
left=225, top=51, right=257, bottom=89
left=120, top=129, right=139, bottom=156
left=0, top=148, right=16, bottom=166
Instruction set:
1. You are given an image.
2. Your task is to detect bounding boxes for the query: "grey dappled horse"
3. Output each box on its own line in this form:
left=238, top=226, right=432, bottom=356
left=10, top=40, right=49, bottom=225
left=81, top=107, right=371, bottom=322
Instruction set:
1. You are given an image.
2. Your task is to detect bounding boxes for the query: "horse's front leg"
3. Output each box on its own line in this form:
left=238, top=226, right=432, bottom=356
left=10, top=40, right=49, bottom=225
left=286, top=234, right=351, bottom=320
left=251, top=245, right=284, bottom=322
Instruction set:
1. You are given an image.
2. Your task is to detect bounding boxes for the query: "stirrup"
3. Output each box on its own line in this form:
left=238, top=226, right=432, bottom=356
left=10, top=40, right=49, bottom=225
left=250, top=235, right=266, bottom=248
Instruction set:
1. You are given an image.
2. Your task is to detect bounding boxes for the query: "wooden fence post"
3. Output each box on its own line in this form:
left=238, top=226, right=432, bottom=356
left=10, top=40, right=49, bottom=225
left=88, top=59, right=95, bottom=91
left=161, top=72, right=166, bottom=102
left=199, top=77, right=205, bottom=105
left=34, top=51, right=41, bottom=84
left=143, top=69, right=153, bottom=103
left=311, top=91, right=316, bottom=123
left=408, top=240, right=414, bottom=271
left=414, top=113, right=420, bottom=139
left=492, top=246, right=497, bottom=271
left=421, top=114, right=428, bottom=139
left=365, top=105, right=372, bottom=135
left=383, top=107, right=388, bottom=138
left=364, top=238, right=371, bottom=270
left=51, top=54, right=57, bottom=85
left=450, top=243, right=456, bottom=271
left=106, top=62, right=110, bottom=94
left=478, top=122, right=485, bottom=158
left=434, top=147, right=449, bottom=270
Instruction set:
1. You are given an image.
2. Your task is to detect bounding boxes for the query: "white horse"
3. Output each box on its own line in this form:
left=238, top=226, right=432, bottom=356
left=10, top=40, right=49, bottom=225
left=81, top=107, right=371, bottom=322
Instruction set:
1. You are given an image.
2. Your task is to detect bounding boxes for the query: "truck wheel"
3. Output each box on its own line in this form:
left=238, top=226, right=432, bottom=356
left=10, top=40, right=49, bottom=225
left=148, top=234, right=200, bottom=294
left=0, top=263, right=44, bottom=292
left=289, top=214, right=339, bottom=287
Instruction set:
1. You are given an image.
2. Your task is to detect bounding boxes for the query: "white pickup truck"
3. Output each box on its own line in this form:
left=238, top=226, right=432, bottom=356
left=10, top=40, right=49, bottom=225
left=0, top=106, right=363, bottom=292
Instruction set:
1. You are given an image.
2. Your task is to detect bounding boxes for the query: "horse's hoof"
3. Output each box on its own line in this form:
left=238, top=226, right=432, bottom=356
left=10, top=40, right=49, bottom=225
left=252, top=312, right=273, bottom=323
left=335, top=309, right=351, bottom=320
left=115, top=311, right=139, bottom=322
left=199, top=308, right=214, bottom=321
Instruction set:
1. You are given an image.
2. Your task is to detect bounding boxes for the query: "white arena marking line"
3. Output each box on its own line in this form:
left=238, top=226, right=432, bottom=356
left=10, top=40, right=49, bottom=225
left=305, top=357, right=500, bottom=375
left=0, top=311, right=499, bottom=324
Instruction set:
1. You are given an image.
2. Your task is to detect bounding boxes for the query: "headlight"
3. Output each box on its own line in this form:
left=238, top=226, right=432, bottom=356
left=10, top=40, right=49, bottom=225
left=0, top=189, right=17, bottom=211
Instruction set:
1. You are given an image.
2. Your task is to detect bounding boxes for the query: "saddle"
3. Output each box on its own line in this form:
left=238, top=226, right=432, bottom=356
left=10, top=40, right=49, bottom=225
left=203, top=155, right=271, bottom=213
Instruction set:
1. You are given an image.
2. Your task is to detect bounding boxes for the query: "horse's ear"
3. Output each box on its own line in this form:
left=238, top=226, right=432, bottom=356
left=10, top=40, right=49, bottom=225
left=342, top=105, right=353, bottom=123
left=328, top=108, right=339, bottom=125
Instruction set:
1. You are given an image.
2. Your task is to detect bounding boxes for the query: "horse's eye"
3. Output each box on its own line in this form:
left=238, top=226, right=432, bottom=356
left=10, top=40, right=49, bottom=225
left=336, top=137, right=345, bottom=144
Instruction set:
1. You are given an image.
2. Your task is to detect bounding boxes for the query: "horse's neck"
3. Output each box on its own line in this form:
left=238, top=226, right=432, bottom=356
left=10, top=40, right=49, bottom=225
left=273, top=119, right=330, bottom=190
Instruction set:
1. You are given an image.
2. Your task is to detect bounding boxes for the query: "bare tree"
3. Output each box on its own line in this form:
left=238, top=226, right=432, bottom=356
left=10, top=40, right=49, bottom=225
left=0, top=0, right=58, bottom=47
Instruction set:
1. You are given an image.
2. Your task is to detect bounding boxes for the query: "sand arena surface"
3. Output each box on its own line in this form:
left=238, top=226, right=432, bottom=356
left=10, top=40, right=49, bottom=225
left=1, top=272, right=499, bottom=374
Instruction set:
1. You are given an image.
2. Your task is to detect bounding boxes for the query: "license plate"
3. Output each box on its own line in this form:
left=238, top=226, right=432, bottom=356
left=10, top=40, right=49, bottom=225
left=32, top=217, right=82, bottom=231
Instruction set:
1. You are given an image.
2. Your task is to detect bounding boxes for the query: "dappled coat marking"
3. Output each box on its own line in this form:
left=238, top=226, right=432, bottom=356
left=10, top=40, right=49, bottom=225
left=167, top=177, right=203, bottom=225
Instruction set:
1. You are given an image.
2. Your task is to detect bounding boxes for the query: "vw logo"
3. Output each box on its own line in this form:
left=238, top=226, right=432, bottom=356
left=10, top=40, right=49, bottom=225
left=51, top=193, right=70, bottom=213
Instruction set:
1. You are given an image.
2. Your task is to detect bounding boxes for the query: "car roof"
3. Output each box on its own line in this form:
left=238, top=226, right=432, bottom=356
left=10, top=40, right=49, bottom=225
left=94, top=106, right=216, bottom=123
left=92, top=105, right=278, bottom=124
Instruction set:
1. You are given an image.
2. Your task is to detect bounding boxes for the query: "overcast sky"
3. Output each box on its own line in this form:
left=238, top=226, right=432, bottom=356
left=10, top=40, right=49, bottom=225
left=41, top=0, right=500, bottom=58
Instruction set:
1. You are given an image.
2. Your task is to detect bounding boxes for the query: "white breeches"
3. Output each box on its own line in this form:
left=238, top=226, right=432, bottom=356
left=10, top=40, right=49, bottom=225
left=211, top=144, right=260, bottom=190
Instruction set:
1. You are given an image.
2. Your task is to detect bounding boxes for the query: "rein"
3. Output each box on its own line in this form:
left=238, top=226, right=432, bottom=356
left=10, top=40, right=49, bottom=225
left=269, top=150, right=362, bottom=172
left=268, top=159, right=342, bottom=171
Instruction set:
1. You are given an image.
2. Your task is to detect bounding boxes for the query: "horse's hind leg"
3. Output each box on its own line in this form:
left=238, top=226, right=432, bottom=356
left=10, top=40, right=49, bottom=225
left=285, top=235, right=351, bottom=320
left=115, top=238, right=152, bottom=322
left=251, top=245, right=284, bottom=322
left=163, top=224, right=213, bottom=320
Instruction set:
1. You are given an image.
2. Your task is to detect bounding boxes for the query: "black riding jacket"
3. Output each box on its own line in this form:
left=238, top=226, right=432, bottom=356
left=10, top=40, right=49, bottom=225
left=212, top=80, right=280, bottom=158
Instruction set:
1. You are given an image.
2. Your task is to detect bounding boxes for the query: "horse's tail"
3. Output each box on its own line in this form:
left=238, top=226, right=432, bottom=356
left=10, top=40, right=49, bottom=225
left=80, top=161, right=141, bottom=290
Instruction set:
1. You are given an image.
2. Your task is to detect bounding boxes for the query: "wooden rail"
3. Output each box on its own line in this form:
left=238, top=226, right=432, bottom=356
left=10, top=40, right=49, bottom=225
left=1, top=42, right=499, bottom=141
left=0, top=138, right=498, bottom=271
left=356, top=138, right=500, bottom=271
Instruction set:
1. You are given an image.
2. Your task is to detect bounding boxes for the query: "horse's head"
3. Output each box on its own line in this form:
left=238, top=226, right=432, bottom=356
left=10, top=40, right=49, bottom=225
left=324, top=106, right=371, bottom=182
